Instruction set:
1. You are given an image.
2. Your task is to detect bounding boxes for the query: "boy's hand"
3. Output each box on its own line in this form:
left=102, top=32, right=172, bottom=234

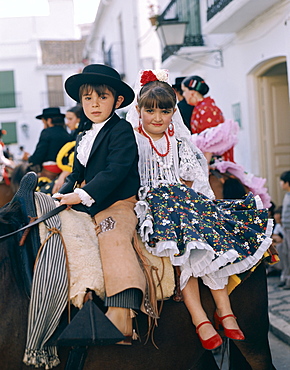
left=55, top=192, right=81, bottom=205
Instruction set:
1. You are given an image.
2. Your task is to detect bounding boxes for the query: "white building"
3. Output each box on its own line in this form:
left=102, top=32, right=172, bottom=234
left=0, top=0, right=88, bottom=157
left=153, top=0, right=290, bottom=206
left=83, top=0, right=161, bottom=110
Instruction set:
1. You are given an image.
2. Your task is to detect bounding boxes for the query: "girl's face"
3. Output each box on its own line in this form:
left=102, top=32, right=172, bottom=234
left=65, top=111, right=80, bottom=131
left=182, top=84, right=198, bottom=106
left=81, top=88, right=124, bottom=123
left=138, top=106, right=175, bottom=140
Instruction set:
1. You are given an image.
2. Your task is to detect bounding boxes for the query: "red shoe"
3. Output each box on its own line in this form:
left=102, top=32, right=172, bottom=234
left=196, top=321, right=223, bottom=350
left=214, top=312, right=245, bottom=341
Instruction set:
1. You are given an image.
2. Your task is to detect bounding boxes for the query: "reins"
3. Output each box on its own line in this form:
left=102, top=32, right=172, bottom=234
left=0, top=204, right=67, bottom=240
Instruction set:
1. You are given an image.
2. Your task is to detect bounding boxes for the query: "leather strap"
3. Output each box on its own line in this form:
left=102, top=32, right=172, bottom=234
left=0, top=204, right=67, bottom=240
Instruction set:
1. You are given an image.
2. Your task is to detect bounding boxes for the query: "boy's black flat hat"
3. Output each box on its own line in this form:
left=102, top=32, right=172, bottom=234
left=65, top=64, right=135, bottom=108
left=172, top=77, right=186, bottom=88
left=35, top=107, right=65, bottom=120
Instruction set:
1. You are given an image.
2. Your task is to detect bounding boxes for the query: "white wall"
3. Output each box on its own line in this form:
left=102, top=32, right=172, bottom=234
left=0, top=0, right=83, bottom=156
left=85, top=0, right=139, bottom=85
left=160, top=0, right=290, bottom=176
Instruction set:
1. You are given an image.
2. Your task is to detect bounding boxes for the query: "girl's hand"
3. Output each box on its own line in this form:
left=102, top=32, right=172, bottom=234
left=204, top=151, right=213, bottom=164
left=55, top=192, right=81, bottom=205
left=180, top=179, right=193, bottom=188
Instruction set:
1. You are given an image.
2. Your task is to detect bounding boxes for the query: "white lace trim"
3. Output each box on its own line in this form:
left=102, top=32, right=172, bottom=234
left=134, top=132, right=180, bottom=188
left=148, top=232, right=272, bottom=291
left=74, top=188, right=95, bottom=207
left=135, top=198, right=274, bottom=291
left=179, top=139, right=215, bottom=199
left=134, top=131, right=214, bottom=199
left=207, top=236, right=272, bottom=280
left=254, top=195, right=263, bottom=210
left=76, top=120, right=108, bottom=166
left=201, top=275, right=229, bottom=290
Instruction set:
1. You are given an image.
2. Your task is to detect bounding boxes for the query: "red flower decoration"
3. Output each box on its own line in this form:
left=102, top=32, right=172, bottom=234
left=140, top=70, right=158, bottom=86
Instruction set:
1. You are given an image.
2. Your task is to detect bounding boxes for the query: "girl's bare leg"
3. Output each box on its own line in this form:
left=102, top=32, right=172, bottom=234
left=182, top=276, right=218, bottom=340
left=211, top=287, right=241, bottom=330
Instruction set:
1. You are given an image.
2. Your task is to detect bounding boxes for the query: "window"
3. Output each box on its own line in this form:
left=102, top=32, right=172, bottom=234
left=1, top=122, right=17, bottom=144
left=47, top=75, right=64, bottom=107
left=0, top=71, right=16, bottom=108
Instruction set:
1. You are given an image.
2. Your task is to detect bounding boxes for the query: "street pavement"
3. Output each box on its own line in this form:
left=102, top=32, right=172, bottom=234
left=267, top=274, right=290, bottom=346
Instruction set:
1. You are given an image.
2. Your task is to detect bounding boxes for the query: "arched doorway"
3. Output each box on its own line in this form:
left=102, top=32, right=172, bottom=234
left=250, top=57, right=290, bottom=206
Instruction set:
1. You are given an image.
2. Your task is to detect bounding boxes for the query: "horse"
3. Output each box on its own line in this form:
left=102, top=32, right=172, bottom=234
left=0, top=173, right=276, bottom=370
left=0, top=181, right=14, bottom=207
left=0, top=162, right=31, bottom=208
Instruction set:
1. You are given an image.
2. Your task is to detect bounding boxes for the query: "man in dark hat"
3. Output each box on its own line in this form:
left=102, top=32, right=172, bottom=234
left=28, top=107, right=72, bottom=180
left=53, top=64, right=150, bottom=345
left=172, top=76, right=194, bottom=131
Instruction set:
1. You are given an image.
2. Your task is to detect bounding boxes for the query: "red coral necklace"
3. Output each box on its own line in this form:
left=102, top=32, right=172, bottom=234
left=139, top=125, right=170, bottom=157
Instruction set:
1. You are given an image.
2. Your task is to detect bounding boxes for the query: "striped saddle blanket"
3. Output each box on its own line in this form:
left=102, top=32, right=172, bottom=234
left=35, top=192, right=175, bottom=308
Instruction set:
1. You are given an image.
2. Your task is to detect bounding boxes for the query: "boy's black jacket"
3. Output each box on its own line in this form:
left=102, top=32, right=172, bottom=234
left=59, top=113, right=140, bottom=216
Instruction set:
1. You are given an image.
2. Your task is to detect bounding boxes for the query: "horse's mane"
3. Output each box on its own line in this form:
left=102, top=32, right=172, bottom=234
left=0, top=200, right=23, bottom=227
left=10, top=162, right=30, bottom=193
left=0, top=200, right=28, bottom=295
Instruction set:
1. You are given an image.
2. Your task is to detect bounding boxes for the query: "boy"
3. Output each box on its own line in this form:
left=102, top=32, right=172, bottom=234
left=54, top=64, right=147, bottom=344
left=279, top=171, right=290, bottom=289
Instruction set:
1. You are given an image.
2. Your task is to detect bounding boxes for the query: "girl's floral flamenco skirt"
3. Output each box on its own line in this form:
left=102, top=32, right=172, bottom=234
left=135, top=184, right=273, bottom=291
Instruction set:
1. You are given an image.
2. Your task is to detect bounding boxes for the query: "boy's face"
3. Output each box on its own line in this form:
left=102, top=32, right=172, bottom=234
left=81, top=88, right=124, bottom=123
left=280, top=180, right=290, bottom=191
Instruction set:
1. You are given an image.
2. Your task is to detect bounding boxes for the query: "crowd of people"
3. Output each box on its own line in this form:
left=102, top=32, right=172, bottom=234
left=1, top=63, right=287, bottom=368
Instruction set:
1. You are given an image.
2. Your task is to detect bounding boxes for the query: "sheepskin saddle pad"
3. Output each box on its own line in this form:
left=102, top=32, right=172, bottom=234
left=35, top=193, right=175, bottom=309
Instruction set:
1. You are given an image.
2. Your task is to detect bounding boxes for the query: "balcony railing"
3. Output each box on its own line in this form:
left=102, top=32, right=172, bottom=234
left=161, top=34, right=204, bottom=61
left=207, top=0, right=234, bottom=21
left=158, top=0, right=204, bottom=61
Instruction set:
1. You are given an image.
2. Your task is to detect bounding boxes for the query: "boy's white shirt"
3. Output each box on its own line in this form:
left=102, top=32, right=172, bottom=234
left=76, top=119, right=109, bottom=167
left=54, top=118, right=110, bottom=207
left=74, top=118, right=110, bottom=206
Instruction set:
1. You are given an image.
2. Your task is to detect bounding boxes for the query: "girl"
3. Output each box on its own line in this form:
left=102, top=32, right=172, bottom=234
left=65, top=104, right=85, bottom=140
left=128, top=70, right=273, bottom=350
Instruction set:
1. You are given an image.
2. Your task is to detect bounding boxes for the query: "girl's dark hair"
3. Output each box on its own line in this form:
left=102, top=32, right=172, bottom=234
left=67, top=104, right=83, bottom=118
left=138, top=81, right=176, bottom=110
left=182, top=75, right=209, bottom=96
left=79, top=84, right=117, bottom=102
left=67, top=104, right=86, bottom=134
left=280, top=171, right=290, bottom=184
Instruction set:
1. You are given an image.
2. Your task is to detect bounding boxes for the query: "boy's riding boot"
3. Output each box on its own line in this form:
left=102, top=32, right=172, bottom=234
left=106, top=307, right=133, bottom=345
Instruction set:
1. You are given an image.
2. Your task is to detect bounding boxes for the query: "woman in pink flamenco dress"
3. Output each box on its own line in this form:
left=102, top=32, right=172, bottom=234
left=181, top=75, right=271, bottom=209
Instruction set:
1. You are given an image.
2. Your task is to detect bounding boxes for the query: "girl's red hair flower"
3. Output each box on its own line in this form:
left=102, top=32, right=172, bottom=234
left=140, top=70, right=158, bottom=86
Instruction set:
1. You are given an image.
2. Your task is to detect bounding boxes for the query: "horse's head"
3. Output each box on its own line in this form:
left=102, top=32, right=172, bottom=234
left=0, top=200, right=23, bottom=230
left=10, top=162, right=30, bottom=194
